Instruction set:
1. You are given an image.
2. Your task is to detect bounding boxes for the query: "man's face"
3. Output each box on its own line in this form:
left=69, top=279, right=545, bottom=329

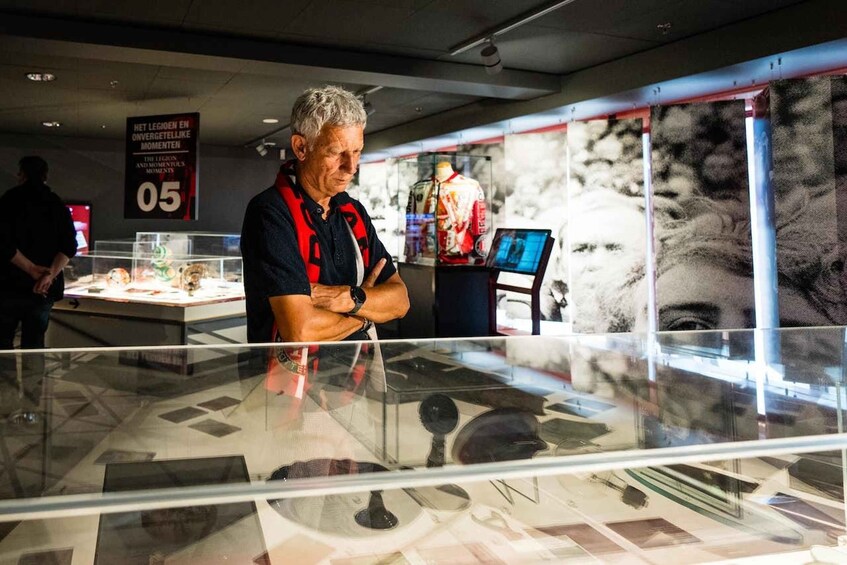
left=570, top=207, right=645, bottom=278
left=294, top=124, right=364, bottom=201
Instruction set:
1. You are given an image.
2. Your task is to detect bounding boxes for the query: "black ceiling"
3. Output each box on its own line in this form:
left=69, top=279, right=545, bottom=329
left=0, top=0, right=810, bottom=146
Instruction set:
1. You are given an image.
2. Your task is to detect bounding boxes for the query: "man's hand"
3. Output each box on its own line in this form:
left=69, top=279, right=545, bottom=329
left=362, top=258, right=386, bottom=288
left=310, top=283, right=354, bottom=313
left=33, top=272, right=53, bottom=296
left=34, top=252, right=71, bottom=296
left=310, top=258, right=387, bottom=313
left=29, top=265, right=51, bottom=281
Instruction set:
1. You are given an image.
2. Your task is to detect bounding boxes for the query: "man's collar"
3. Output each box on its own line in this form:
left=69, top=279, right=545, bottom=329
left=278, top=161, right=351, bottom=213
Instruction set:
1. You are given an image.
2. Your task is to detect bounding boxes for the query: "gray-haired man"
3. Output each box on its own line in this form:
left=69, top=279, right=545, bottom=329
left=241, top=85, right=408, bottom=345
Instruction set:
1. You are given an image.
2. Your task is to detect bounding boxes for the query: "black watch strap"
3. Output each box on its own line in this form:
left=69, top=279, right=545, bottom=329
left=348, top=286, right=366, bottom=315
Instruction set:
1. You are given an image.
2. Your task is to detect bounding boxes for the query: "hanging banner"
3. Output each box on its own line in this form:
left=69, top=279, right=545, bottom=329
left=124, top=112, right=199, bottom=220
left=769, top=77, right=847, bottom=328
left=650, top=101, right=752, bottom=334
left=566, top=119, right=645, bottom=333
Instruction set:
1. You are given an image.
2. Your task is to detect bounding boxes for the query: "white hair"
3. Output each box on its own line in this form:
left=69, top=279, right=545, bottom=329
left=290, top=85, right=367, bottom=147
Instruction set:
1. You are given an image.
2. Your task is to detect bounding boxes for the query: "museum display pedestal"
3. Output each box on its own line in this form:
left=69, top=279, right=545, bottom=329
left=48, top=294, right=246, bottom=348
left=47, top=296, right=245, bottom=374
left=48, top=231, right=247, bottom=362
left=397, top=263, right=489, bottom=338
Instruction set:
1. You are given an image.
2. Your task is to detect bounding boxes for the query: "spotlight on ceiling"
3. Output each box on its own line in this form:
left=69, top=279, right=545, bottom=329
left=255, top=140, right=277, bottom=157
left=262, top=118, right=279, bottom=124
left=480, top=39, right=502, bottom=75
left=27, top=72, right=56, bottom=82
left=41, top=121, right=61, bottom=128
left=358, top=93, right=376, bottom=117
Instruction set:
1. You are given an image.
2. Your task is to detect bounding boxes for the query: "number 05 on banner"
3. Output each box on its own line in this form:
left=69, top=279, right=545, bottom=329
left=136, top=181, right=182, bottom=213
left=124, top=112, right=199, bottom=220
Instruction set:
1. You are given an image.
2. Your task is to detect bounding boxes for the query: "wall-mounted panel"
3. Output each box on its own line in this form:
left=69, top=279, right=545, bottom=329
left=567, top=119, right=645, bottom=333
left=651, top=101, right=753, bottom=332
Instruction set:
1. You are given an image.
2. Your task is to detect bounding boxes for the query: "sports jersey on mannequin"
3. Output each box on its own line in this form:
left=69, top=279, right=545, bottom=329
left=405, top=162, right=487, bottom=264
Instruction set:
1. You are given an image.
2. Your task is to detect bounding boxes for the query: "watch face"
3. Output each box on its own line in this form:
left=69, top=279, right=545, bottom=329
left=351, top=286, right=366, bottom=305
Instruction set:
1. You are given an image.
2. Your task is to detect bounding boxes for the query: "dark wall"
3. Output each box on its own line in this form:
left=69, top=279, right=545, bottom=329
left=0, top=133, right=282, bottom=242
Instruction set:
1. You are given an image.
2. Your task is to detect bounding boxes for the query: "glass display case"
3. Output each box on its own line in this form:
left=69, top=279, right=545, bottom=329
left=64, top=232, right=243, bottom=306
left=1, top=328, right=846, bottom=563
left=395, top=153, right=494, bottom=338
left=50, top=232, right=246, bottom=351
left=398, top=152, right=492, bottom=266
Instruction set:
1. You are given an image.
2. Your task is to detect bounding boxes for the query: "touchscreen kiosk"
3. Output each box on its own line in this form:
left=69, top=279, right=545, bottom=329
left=487, top=229, right=551, bottom=275
left=486, top=228, right=554, bottom=336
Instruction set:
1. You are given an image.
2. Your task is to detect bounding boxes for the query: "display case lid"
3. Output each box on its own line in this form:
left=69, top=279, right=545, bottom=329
left=0, top=327, right=845, bottom=517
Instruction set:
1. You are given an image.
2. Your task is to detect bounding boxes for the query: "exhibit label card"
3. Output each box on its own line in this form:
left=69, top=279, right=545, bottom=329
left=124, top=112, right=199, bottom=220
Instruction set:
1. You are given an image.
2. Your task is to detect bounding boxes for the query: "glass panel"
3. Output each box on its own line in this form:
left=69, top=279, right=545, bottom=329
left=63, top=232, right=244, bottom=306
left=397, top=152, right=492, bottom=266
left=0, top=328, right=846, bottom=560
left=91, top=238, right=136, bottom=257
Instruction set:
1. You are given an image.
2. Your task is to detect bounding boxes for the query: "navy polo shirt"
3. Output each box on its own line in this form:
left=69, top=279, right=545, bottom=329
left=241, top=179, right=395, bottom=344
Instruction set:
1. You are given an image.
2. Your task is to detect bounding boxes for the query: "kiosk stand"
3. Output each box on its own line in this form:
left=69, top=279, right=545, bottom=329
left=486, top=229, right=554, bottom=336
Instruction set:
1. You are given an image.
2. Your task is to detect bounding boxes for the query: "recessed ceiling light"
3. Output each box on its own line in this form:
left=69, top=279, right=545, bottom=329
left=27, top=72, right=56, bottom=82
left=262, top=118, right=279, bottom=124
left=41, top=121, right=61, bottom=128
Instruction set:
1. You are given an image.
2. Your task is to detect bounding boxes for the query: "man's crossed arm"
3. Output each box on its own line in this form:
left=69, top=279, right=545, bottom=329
left=269, top=258, right=410, bottom=342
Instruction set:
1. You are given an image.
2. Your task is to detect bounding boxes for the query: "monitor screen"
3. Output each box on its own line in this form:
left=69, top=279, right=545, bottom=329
left=66, top=202, right=91, bottom=254
left=487, top=228, right=551, bottom=275
left=222, top=235, right=241, bottom=256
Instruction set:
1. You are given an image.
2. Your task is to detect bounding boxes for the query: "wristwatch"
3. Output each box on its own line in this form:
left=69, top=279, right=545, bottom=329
left=348, top=286, right=366, bottom=315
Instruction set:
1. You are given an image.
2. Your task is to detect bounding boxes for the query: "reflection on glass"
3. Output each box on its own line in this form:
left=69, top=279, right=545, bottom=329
left=0, top=330, right=843, bottom=562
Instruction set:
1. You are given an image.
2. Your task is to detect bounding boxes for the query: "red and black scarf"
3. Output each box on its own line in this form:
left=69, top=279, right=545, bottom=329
left=266, top=161, right=372, bottom=402
left=275, top=161, right=369, bottom=285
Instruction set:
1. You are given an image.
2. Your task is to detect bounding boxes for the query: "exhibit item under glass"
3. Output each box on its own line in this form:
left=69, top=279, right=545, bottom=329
left=0, top=327, right=846, bottom=562
left=64, top=232, right=244, bottom=306
left=400, top=153, right=492, bottom=266
left=49, top=232, right=247, bottom=349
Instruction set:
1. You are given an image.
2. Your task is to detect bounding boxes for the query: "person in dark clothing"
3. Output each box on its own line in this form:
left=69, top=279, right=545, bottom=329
left=241, top=86, right=408, bottom=344
left=0, top=156, right=77, bottom=351
left=0, top=156, right=77, bottom=424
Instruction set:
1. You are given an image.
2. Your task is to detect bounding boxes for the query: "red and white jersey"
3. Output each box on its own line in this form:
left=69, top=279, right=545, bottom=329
left=406, top=171, right=487, bottom=263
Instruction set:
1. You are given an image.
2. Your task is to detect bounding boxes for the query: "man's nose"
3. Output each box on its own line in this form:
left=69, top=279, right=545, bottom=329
left=340, top=155, right=357, bottom=173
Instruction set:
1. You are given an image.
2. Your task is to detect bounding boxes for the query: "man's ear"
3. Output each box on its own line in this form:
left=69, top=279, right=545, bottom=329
left=291, top=134, right=308, bottom=161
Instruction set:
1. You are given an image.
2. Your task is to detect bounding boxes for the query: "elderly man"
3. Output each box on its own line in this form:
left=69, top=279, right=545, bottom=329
left=241, top=86, right=409, bottom=345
